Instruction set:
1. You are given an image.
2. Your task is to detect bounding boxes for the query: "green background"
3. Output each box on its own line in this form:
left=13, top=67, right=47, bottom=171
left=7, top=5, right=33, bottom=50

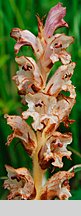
left=0, top=0, right=81, bottom=200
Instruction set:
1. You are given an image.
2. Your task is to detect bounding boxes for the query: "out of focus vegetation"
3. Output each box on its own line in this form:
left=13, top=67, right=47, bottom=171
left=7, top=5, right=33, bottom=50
left=0, top=0, right=81, bottom=200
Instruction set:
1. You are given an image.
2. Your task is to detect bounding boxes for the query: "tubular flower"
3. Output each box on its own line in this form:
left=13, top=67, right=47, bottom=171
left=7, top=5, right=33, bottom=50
left=44, top=63, right=76, bottom=98
left=40, top=171, right=74, bottom=200
left=13, top=56, right=44, bottom=95
left=38, top=132, right=72, bottom=169
left=22, top=92, right=75, bottom=133
left=4, top=115, right=37, bottom=155
left=22, top=93, right=58, bottom=131
left=4, top=3, right=76, bottom=200
left=4, top=165, right=36, bottom=200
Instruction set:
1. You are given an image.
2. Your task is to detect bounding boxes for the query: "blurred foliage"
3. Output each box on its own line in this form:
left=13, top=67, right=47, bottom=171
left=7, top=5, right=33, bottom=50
left=0, top=0, right=81, bottom=200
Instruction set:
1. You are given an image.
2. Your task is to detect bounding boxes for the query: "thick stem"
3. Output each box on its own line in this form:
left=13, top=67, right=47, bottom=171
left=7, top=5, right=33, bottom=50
left=33, top=131, right=45, bottom=200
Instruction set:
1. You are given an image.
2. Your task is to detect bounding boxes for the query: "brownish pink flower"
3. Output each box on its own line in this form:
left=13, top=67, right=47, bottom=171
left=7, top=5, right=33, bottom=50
left=22, top=93, right=58, bottom=131
left=45, top=62, right=76, bottom=98
left=40, top=171, right=74, bottom=200
left=4, top=165, right=36, bottom=200
left=43, top=3, right=68, bottom=38
left=4, top=115, right=37, bottom=155
left=13, top=56, right=44, bottom=95
left=38, top=132, right=72, bottom=169
left=22, top=92, right=75, bottom=134
left=10, top=27, right=43, bottom=57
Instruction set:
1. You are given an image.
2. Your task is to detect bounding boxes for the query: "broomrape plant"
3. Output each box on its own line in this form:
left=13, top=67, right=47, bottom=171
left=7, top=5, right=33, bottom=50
left=3, top=2, right=81, bottom=200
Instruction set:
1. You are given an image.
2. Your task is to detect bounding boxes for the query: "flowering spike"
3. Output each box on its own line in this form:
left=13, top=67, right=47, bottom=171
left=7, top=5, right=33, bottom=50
left=4, top=3, right=77, bottom=200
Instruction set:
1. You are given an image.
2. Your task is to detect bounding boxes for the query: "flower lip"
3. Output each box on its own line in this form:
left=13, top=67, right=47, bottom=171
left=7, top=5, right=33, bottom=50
left=10, top=28, right=21, bottom=39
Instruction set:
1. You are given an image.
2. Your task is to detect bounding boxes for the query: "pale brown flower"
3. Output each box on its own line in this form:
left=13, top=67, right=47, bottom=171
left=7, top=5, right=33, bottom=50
left=13, top=56, right=43, bottom=95
left=40, top=171, right=74, bottom=200
left=45, top=62, right=76, bottom=98
left=4, top=115, right=37, bottom=155
left=38, top=132, right=72, bottom=169
left=4, top=165, right=36, bottom=200
left=22, top=93, right=75, bottom=134
left=10, top=27, right=43, bottom=57
left=22, top=93, right=58, bottom=131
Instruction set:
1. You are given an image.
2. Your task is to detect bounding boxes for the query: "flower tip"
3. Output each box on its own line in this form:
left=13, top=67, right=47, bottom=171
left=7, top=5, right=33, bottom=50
left=56, top=2, right=66, bottom=10
left=14, top=49, right=18, bottom=55
left=15, top=56, right=21, bottom=64
left=65, top=22, right=69, bottom=28
left=71, top=171, right=75, bottom=178
left=4, top=114, right=8, bottom=119
left=74, top=62, right=77, bottom=66
left=5, top=164, right=7, bottom=169
left=5, top=164, right=11, bottom=171
left=57, top=2, right=63, bottom=7
left=10, top=28, right=21, bottom=39
left=5, top=142, right=8, bottom=146
left=15, top=56, right=19, bottom=62
left=72, top=62, right=76, bottom=69
left=71, top=62, right=76, bottom=68
left=15, top=55, right=27, bottom=65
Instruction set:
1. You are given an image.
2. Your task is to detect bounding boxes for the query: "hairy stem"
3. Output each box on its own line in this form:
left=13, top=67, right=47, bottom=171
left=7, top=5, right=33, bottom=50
left=33, top=131, right=45, bottom=200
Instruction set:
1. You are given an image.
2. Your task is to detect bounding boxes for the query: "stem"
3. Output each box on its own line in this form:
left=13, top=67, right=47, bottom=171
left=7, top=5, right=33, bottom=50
left=33, top=131, right=45, bottom=200
left=69, top=164, right=81, bottom=173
